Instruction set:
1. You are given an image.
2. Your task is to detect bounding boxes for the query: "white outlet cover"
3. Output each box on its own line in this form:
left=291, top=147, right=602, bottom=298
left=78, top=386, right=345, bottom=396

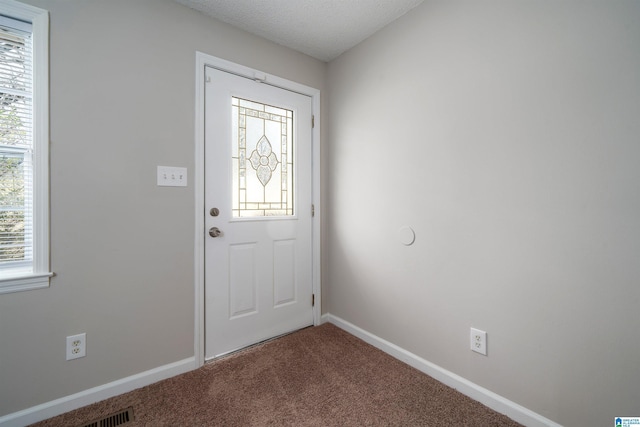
left=157, top=166, right=187, bottom=187
left=66, top=333, right=86, bottom=360
left=470, top=328, right=487, bottom=356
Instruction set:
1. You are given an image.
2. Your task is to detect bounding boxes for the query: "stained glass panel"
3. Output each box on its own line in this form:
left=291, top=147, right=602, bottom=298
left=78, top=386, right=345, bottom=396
left=232, top=97, right=294, bottom=217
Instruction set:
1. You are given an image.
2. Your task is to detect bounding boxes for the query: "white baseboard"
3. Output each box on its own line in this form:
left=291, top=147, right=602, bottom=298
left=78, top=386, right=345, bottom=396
left=322, top=313, right=561, bottom=427
left=0, top=357, right=196, bottom=427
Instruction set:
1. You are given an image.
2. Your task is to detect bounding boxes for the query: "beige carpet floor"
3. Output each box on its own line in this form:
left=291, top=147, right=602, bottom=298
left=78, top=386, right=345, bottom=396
left=31, top=323, right=522, bottom=426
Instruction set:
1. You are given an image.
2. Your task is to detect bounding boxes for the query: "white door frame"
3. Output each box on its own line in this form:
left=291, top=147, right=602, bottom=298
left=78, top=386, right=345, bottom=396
left=193, top=52, right=321, bottom=367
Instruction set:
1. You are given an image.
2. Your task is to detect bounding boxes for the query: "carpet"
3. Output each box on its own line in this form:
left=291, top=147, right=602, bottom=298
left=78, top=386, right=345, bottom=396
left=30, top=323, right=522, bottom=426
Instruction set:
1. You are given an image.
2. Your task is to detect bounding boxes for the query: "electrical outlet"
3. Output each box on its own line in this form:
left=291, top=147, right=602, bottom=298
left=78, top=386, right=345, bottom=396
left=66, top=333, right=86, bottom=360
left=470, top=328, right=487, bottom=356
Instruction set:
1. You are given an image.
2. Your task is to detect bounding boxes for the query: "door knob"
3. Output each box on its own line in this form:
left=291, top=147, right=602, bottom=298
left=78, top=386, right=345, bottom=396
left=209, top=227, right=222, bottom=238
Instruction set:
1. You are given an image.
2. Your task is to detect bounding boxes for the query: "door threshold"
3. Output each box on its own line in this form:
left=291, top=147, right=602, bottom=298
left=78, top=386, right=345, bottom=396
left=205, top=325, right=314, bottom=363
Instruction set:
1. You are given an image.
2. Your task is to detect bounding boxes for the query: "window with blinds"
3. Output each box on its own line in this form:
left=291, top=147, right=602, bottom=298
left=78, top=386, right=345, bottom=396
left=0, top=16, right=33, bottom=272
left=0, top=0, right=50, bottom=294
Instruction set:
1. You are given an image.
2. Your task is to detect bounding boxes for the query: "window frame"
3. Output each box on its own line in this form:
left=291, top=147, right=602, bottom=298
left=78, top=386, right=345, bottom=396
left=0, top=0, right=51, bottom=294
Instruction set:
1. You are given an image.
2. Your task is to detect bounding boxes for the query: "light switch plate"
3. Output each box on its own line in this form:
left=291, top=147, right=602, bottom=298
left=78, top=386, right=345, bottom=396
left=157, top=166, right=187, bottom=187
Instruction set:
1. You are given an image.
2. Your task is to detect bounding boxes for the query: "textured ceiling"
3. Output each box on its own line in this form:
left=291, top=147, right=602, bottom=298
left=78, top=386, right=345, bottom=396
left=175, top=0, right=425, bottom=62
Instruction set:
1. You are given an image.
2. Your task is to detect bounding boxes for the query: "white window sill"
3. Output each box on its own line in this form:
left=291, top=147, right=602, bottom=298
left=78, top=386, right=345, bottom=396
left=0, top=272, right=54, bottom=294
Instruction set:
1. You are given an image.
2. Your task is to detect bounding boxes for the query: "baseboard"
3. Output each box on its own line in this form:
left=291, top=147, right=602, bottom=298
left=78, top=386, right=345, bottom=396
left=322, top=314, right=561, bottom=427
left=0, top=357, right=196, bottom=427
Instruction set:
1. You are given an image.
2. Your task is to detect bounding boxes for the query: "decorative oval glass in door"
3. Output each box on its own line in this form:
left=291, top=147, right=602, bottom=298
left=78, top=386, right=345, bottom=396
left=231, top=97, right=293, bottom=218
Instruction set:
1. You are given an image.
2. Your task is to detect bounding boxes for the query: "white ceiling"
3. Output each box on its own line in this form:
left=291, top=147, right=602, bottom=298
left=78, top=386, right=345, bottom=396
left=175, top=0, right=425, bottom=62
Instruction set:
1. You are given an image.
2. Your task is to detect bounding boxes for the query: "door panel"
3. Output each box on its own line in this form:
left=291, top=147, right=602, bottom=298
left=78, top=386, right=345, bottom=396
left=204, top=66, right=313, bottom=359
left=273, top=239, right=296, bottom=306
left=228, top=243, right=257, bottom=318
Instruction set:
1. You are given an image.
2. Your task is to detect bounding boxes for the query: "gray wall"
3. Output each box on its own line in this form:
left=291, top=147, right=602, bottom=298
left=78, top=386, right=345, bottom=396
left=326, top=1, right=640, bottom=426
left=0, top=0, right=326, bottom=416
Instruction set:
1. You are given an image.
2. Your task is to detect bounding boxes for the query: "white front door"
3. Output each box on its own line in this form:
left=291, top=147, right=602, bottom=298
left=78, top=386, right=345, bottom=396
left=204, top=66, right=314, bottom=359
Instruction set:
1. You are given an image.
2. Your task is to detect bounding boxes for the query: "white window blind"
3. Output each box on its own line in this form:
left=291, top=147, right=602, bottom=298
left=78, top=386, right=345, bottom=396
left=0, top=16, right=33, bottom=272
left=0, top=1, right=50, bottom=294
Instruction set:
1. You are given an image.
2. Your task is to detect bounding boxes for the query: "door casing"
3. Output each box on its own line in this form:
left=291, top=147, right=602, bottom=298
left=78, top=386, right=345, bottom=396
left=193, top=52, right=321, bottom=367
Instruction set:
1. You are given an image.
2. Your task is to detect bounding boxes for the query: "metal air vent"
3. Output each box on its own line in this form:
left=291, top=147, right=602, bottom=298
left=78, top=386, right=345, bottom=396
left=80, top=407, right=133, bottom=427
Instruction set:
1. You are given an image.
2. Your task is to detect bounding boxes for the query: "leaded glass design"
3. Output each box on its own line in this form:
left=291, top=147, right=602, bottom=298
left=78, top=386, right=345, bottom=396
left=232, top=97, right=293, bottom=217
